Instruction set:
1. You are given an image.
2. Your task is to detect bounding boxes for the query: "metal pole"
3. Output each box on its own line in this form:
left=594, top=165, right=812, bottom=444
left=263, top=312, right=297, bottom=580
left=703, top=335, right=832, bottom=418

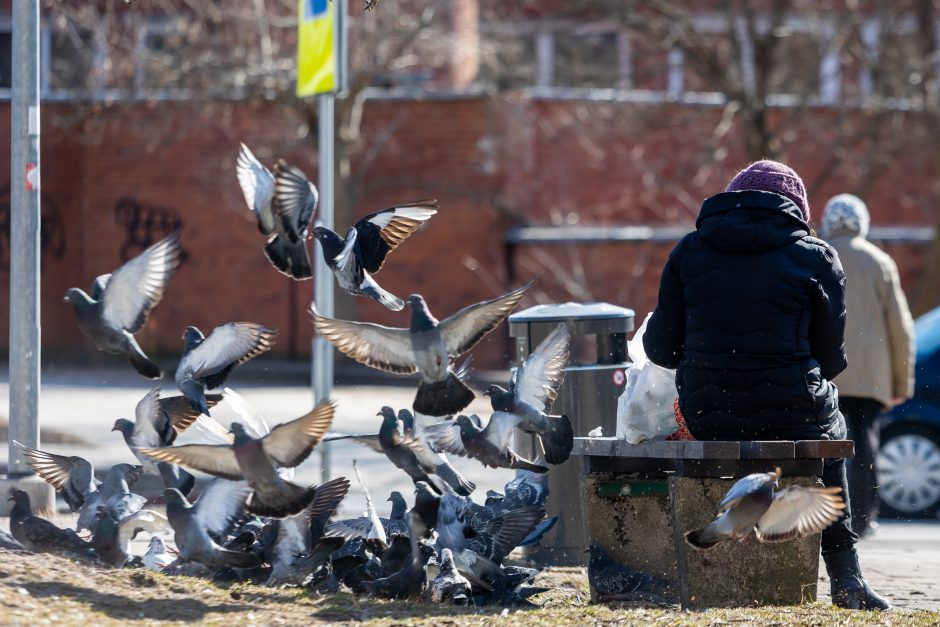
left=313, top=93, right=335, bottom=482
left=8, top=0, right=41, bottom=477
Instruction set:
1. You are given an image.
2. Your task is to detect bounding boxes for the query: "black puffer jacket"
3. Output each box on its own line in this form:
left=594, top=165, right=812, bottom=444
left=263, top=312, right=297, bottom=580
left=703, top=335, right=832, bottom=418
left=643, top=190, right=847, bottom=440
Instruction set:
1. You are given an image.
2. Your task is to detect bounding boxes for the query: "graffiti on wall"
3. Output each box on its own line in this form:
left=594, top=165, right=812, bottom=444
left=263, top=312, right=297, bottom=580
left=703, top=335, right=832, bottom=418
left=0, top=184, right=67, bottom=271
left=113, top=197, right=188, bottom=264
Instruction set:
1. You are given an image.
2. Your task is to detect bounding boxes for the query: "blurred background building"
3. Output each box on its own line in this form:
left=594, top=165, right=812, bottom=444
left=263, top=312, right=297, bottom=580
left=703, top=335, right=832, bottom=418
left=0, top=0, right=937, bottom=371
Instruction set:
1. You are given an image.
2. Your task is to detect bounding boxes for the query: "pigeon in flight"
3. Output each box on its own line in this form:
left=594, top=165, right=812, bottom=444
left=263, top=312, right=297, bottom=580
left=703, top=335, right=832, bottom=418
left=236, top=144, right=318, bottom=280
left=14, top=442, right=99, bottom=513
left=64, top=230, right=182, bottom=379
left=430, top=548, right=473, bottom=605
left=139, top=401, right=335, bottom=518
left=485, top=324, right=574, bottom=465
left=437, top=494, right=544, bottom=564
left=685, top=469, right=846, bottom=549
left=163, top=479, right=261, bottom=569
left=8, top=489, right=94, bottom=557
left=587, top=542, right=672, bottom=603
left=313, top=200, right=437, bottom=311
left=312, top=281, right=533, bottom=416
left=175, top=322, right=277, bottom=415
left=424, top=414, right=548, bottom=473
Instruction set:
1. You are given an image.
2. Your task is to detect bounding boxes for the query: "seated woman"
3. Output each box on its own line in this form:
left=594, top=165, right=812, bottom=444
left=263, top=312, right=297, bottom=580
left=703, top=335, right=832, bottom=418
left=643, top=160, right=889, bottom=611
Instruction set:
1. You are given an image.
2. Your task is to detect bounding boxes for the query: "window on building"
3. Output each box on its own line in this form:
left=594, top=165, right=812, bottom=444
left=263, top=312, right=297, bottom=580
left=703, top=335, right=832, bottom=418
left=0, top=29, right=12, bottom=90
left=478, top=30, right=537, bottom=91
left=49, top=25, right=96, bottom=92
left=875, top=31, right=924, bottom=100
left=138, top=20, right=189, bottom=93
left=765, top=30, right=824, bottom=97
left=553, top=31, right=619, bottom=88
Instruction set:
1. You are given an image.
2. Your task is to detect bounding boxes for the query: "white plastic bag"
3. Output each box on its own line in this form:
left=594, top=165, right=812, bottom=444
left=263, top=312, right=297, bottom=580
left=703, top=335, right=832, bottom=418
left=616, top=313, right=679, bottom=443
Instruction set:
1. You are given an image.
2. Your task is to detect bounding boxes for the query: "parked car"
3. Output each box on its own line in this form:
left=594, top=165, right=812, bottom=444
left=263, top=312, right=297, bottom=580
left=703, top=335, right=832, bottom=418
left=877, top=305, right=940, bottom=518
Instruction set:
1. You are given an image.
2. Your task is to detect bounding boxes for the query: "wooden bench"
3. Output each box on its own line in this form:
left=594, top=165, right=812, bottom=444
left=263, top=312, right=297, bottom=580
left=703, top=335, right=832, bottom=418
left=573, top=437, right=854, bottom=609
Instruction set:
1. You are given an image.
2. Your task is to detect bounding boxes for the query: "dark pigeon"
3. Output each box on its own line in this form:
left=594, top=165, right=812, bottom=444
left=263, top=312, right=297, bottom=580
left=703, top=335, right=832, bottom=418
left=587, top=542, right=672, bottom=604
left=235, top=144, right=318, bottom=280
left=331, top=537, right=383, bottom=593
left=91, top=507, right=128, bottom=567
left=429, top=547, right=473, bottom=605
left=362, top=513, right=436, bottom=600
left=164, top=479, right=261, bottom=569
left=8, top=489, right=94, bottom=557
left=175, top=322, right=277, bottom=416
left=312, top=281, right=533, bottom=416
left=409, top=481, right=440, bottom=538
left=685, top=469, right=845, bottom=549
left=485, top=323, right=574, bottom=465
left=312, top=200, right=437, bottom=311
left=424, top=414, right=548, bottom=473
left=437, top=493, right=544, bottom=564
left=140, top=401, right=335, bottom=518
left=379, top=534, right=412, bottom=576
left=64, top=230, right=182, bottom=379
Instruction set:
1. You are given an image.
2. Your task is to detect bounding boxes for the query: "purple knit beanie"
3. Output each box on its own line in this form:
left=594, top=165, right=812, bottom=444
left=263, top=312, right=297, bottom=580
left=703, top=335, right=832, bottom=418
left=726, top=160, right=810, bottom=222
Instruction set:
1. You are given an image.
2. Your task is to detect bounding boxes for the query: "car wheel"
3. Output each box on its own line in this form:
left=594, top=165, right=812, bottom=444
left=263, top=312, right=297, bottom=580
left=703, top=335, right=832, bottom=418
left=877, top=425, right=940, bottom=519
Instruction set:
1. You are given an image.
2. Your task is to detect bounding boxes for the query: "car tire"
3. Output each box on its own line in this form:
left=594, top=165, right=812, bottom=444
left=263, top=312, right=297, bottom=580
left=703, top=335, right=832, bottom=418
left=877, top=424, right=940, bottom=519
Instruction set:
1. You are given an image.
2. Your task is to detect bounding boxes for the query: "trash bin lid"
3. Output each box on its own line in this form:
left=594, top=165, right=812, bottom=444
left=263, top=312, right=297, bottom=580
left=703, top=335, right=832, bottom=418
left=509, top=302, right=635, bottom=336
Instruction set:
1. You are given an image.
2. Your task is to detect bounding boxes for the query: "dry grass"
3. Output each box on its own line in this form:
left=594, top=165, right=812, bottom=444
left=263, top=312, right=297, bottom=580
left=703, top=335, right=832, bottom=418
left=0, top=549, right=935, bottom=626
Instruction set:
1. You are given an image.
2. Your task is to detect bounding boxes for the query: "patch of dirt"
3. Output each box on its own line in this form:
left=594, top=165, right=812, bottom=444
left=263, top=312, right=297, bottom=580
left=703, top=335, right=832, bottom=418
left=0, top=548, right=935, bottom=626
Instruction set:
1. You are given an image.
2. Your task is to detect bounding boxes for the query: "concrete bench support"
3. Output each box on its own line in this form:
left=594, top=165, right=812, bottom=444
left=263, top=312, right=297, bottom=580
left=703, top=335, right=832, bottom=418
left=575, top=437, right=853, bottom=608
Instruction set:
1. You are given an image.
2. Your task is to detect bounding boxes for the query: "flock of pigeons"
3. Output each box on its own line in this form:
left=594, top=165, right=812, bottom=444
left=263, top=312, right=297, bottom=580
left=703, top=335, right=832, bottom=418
left=7, top=143, right=583, bottom=605
left=9, top=142, right=848, bottom=607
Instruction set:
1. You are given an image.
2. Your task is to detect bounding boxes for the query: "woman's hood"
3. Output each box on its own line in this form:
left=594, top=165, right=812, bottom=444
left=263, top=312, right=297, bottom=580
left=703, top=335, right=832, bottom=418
left=696, top=190, right=809, bottom=254
left=821, top=193, right=870, bottom=239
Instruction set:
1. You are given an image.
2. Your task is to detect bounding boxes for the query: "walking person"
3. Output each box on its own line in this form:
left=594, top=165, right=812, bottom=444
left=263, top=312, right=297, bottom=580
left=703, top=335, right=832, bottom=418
left=643, top=160, right=890, bottom=610
left=821, top=193, right=915, bottom=537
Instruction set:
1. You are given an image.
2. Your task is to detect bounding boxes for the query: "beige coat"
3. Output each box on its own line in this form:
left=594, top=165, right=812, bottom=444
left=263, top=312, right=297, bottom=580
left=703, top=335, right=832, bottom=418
left=828, top=234, right=915, bottom=406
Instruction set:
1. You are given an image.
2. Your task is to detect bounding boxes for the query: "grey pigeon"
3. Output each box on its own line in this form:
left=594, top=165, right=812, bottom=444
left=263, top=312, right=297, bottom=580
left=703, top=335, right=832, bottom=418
left=312, top=200, right=437, bottom=311
left=264, top=476, right=350, bottom=586
left=424, top=414, right=548, bottom=473
left=93, top=508, right=169, bottom=568
left=327, top=490, right=409, bottom=541
left=139, top=401, right=335, bottom=518
left=312, top=281, right=533, bottom=416
left=175, top=322, right=277, bottom=415
left=685, top=469, right=846, bottom=549
left=437, top=493, right=544, bottom=564
left=158, top=461, right=196, bottom=497
left=430, top=547, right=472, bottom=605
left=587, top=542, right=672, bottom=603
left=235, top=144, right=318, bottom=280
left=97, top=463, right=148, bottom=526
left=64, top=230, right=182, bottom=379
left=143, top=535, right=176, bottom=571
left=362, top=512, right=435, bottom=599
left=489, top=464, right=549, bottom=514
left=164, top=479, right=261, bottom=569
left=14, top=442, right=99, bottom=513
left=485, top=324, right=574, bottom=465
left=8, top=489, right=94, bottom=557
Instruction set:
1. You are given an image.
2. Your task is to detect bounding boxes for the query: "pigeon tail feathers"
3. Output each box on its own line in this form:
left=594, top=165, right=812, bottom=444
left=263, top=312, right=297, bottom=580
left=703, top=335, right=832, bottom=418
left=541, top=415, right=574, bottom=465
left=128, top=350, right=162, bottom=380
left=433, top=462, right=476, bottom=497
left=520, top=516, right=557, bottom=546
left=413, top=373, right=475, bottom=417
left=263, top=235, right=294, bottom=278
left=362, top=283, right=404, bottom=311
left=289, top=239, right=313, bottom=280
left=684, top=523, right=724, bottom=550
left=246, top=480, right=317, bottom=518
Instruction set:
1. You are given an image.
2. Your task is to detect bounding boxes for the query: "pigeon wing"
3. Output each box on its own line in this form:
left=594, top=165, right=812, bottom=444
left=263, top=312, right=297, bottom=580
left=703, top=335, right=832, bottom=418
left=158, top=394, right=224, bottom=434
left=91, top=273, right=111, bottom=300
left=100, top=230, right=182, bottom=333
left=134, top=387, right=172, bottom=448
left=117, top=509, right=170, bottom=549
left=235, top=143, right=277, bottom=234
left=273, top=159, right=318, bottom=239
left=323, top=433, right=385, bottom=454
left=485, top=412, right=522, bottom=453
left=514, top=324, right=570, bottom=410
left=309, top=476, right=352, bottom=541
left=261, top=400, right=336, bottom=468
left=183, top=322, right=277, bottom=380
left=755, top=486, right=846, bottom=543
left=423, top=420, right=468, bottom=457
left=353, top=200, right=438, bottom=274
left=325, top=517, right=376, bottom=540
left=717, top=471, right=778, bottom=514
left=137, top=444, right=242, bottom=481
left=194, top=479, right=252, bottom=538
left=439, top=280, right=533, bottom=358
left=14, top=442, right=93, bottom=493
left=310, top=306, right=417, bottom=374
left=222, top=387, right=270, bottom=437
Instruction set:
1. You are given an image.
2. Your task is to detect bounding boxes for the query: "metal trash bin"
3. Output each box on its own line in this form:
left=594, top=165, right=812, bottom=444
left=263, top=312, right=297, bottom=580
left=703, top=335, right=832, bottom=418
left=508, top=302, right=634, bottom=566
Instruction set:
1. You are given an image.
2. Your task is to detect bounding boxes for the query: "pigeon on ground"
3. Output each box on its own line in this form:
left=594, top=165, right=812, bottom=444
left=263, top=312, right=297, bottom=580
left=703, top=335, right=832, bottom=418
left=14, top=442, right=99, bottom=513
left=312, top=200, right=438, bottom=311
left=311, top=281, right=533, bottom=416
left=264, top=476, right=350, bottom=586
left=164, top=479, right=261, bottom=569
left=64, top=230, right=182, bottom=379
left=139, top=401, right=335, bottom=518
left=236, top=144, right=318, bottom=280
left=430, top=548, right=472, bottom=605
left=328, top=407, right=475, bottom=496
left=684, top=469, right=846, bottom=549
left=437, top=494, right=544, bottom=564
left=587, top=542, right=672, bottom=603
left=409, top=481, right=441, bottom=538
left=424, top=414, right=548, bottom=473
left=158, top=461, right=196, bottom=496
left=379, top=534, right=412, bottom=576
left=92, top=506, right=170, bottom=568
left=362, top=513, right=436, bottom=600
left=8, top=489, right=94, bottom=557
left=485, top=324, right=574, bottom=465
left=331, top=537, right=384, bottom=593
left=143, top=535, right=177, bottom=572
left=175, top=322, right=277, bottom=416
left=327, top=490, right=409, bottom=541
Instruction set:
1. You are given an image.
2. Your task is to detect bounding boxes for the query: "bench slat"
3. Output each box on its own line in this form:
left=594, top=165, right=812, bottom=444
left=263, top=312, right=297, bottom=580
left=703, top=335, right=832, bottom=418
left=739, top=441, right=795, bottom=459
left=795, top=440, right=855, bottom=459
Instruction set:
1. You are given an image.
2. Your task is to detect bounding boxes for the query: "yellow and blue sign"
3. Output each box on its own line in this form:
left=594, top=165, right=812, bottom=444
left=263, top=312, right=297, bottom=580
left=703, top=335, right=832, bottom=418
left=297, top=0, right=335, bottom=96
